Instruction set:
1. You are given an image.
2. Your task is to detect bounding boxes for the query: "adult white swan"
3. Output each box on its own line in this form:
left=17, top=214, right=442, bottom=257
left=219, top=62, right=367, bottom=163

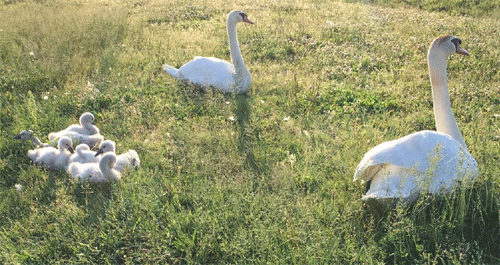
left=353, top=35, right=478, bottom=203
left=163, top=10, right=254, bottom=93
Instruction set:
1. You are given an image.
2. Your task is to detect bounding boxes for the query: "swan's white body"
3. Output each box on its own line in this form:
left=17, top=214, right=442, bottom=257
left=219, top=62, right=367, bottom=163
left=27, top=136, right=74, bottom=171
left=354, top=130, right=477, bottom=201
left=163, top=10, right=253, bottom=93
left=354, top=35, right=478, bottom=202
left=68, top=144, right=99, bottom=164
left=95, top=140, right=140, bottom=173
left=49, top=112, right=100, bottom=142
left=67, top=153, right=121, bottom=183
left=15, top=130, right=51, bottom=147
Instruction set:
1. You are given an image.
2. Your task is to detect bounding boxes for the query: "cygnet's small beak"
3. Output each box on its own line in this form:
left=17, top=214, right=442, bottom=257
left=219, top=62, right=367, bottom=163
left=68, top=146, right=75, bottom=154
left=14, top=134, right=22, bottom=140
left=456, top=44, right=469, bottom=56
left=95, top=148, right=104, bottom=157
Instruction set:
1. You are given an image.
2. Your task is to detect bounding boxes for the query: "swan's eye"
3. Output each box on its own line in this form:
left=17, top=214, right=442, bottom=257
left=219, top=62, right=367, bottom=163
left=239, top=13, right=245, bottom=18
left=450, top=38, right=462, bottom=49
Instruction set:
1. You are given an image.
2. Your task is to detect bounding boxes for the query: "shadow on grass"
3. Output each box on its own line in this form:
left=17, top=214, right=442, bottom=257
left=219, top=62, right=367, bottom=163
left=73, top=181, right=119, bottom=223
left=233, top=94, right=268, bottom=192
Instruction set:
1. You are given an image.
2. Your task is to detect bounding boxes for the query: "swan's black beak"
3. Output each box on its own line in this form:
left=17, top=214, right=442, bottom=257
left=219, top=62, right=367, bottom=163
left=14, top=134, right=21, bottom=140
left=95, top=148, right=104, bottom=157
left=68, top=146, right=74, bottom=154
left=456, top=44, right=469, bottom=56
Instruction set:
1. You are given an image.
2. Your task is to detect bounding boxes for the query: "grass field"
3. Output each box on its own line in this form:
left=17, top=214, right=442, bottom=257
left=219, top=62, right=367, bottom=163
left=1, top=0, right=500, bottom=263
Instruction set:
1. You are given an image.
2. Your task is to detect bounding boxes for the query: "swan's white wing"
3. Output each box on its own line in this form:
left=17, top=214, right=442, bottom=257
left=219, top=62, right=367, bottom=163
left=178, top=57, right=235, bottom=92
left=354, top=130, right=477, bottom=184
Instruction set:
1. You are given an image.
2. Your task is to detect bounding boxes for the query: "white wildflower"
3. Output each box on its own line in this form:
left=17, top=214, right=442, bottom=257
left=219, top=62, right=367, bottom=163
left=15, top=184, right=23, bottom=192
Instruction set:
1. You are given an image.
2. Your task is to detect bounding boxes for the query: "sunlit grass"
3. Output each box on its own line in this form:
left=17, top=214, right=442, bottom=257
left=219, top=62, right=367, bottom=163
left=1, top=0, right=500, bottom=263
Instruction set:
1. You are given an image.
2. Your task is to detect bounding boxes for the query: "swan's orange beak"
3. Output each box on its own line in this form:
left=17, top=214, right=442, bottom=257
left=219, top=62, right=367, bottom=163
left=456, top=44, right=469, bottom=56
left=243, top=16, right=254, bottom=25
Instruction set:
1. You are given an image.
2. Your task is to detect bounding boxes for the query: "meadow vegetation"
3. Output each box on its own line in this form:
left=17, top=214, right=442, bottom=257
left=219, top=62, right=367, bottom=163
left=1, top=0, right=500, bottom=263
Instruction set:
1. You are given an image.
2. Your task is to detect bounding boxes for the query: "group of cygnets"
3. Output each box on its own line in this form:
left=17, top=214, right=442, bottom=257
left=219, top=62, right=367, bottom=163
left=15, top=112, right=140, bottom=183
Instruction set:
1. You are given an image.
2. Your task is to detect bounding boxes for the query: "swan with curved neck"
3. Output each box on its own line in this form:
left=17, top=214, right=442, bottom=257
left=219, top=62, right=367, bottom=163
left=163, top=10, right=254, bottom=93
left=67, top=153, right=121, bottom=183
left=428, top=36, right=469, bottom=148
left=27, top=136, right=74, bottom=171
left=68, top=143, right=99, bottom=164
left=94, top=140, right=141, bottom=172
left=353, top=35, right=477, bottom=202
left=48, top=112, right=99, bottom=140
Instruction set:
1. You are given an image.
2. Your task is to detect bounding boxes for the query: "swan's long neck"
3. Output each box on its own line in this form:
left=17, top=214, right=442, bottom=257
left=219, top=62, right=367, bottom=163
left=77, top=148, right=85, bottom=156
left=32, top=136, right=43, bottom=146
left=227, top=19, right=251, bottom=90
left=100, top=158, right=112, bottom=175
left=428, top=52, right=467, bottom=149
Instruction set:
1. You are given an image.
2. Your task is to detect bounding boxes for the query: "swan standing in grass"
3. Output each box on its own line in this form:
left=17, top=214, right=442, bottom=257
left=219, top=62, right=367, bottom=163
left=49, top=112, right=100, bottom=140
left=27, top=136, right=74, bottom=171
left=67, top=153, right=121, bottom=183
left=353, top=35, right=478, bottom=203
left=68, top=144, right=100, bottom=164
left=14, top=130, right=51, bottom=147
left=163, top=10, right=254, bottom=93
left=94, top=140, right=140, bottom=172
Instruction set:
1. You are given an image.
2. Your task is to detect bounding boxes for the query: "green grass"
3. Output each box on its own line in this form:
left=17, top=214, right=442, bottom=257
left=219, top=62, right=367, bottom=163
left=1, top=0, right=500, bottom=263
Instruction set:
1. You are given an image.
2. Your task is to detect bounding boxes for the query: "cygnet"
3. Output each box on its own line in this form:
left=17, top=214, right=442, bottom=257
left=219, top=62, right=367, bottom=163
left=27, top=136, right=74, bottom=171
left=48, top=112, right=100, bottom=141
left=67, top=153, right=121, bottom=183
left=95, top=140, right=140, bottom=172
left=14, top=130, right=51, bottom=147
left=68, top=144, right=100, bottom=164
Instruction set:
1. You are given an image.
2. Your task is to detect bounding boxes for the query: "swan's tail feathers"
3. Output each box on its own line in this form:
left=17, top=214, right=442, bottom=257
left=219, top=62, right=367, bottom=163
left=163, top=64, right=181, bottom=79
left=27, top=150, right=39, bottom=162
left=127, top=150, right=141, bottom=169
left=67, top=163, right=81, bottom=178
